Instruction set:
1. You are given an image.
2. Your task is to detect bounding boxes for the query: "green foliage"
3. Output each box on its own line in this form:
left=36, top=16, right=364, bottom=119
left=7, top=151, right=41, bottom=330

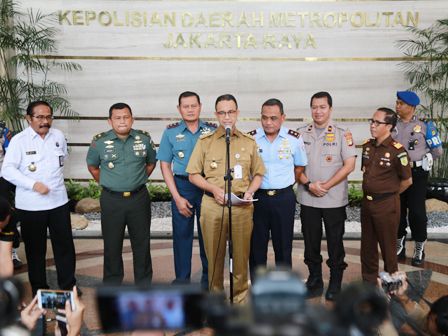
left=0, top=0, right=82, bottom=133
left=396, top=18, right=448, bottom=180
left=147, top=180, right=172, bottom=202
left=65, top=179, right=172, bottom=202
left=65, top=179, right=101, bottom=201
left=348, top=182, right=363, bottom=207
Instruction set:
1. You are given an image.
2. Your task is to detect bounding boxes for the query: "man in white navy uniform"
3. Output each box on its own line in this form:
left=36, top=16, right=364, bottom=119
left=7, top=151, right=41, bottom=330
left=248, top=98, right=307, bottom=283
left=2, top=101, right=77, bottom=297
left=297, top=92, right=357, bottom=300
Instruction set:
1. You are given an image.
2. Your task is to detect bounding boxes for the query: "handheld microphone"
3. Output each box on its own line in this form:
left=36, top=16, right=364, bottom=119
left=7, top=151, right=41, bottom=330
left=225, top=125, right=231, bottom=139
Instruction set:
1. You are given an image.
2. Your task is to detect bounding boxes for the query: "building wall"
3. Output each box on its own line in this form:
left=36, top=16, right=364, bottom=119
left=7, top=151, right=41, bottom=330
left=18, top=0, right=448, bottom=182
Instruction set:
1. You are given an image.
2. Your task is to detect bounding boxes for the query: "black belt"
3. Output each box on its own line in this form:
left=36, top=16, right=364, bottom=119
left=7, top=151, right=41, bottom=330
left=174, top=174, right=189, bottom=181
left=204, top=191, right=245, bottom=199
left=257, top=185, right=293, bottom=196
left=365, top=192, right=396, bottom=201
left=102, top=185, right=146, bottom=197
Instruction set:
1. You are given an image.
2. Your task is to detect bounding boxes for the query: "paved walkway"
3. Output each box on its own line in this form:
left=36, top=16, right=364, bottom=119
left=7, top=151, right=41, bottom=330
left=13, top=238, right=448, bottom=336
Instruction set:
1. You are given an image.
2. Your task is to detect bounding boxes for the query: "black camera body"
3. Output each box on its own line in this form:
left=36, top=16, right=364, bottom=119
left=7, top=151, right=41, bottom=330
left=378, top=271, right=404, bottom=293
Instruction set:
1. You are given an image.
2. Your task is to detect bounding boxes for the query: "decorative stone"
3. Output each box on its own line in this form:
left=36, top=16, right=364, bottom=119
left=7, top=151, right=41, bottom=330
left=75, top=198, right=101, bottom=214
left=426, top=198, right=448, bottom=212
left=71, top=214, right=89, bottom=230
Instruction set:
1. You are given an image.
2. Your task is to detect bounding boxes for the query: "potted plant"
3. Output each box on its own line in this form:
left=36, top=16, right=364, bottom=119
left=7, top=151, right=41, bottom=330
left=396, top=18, right=448, bottom=201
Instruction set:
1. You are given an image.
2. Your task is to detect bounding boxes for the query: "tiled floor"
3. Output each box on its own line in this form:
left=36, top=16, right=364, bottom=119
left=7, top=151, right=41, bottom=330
left=13, top=238, right=448, bottom=336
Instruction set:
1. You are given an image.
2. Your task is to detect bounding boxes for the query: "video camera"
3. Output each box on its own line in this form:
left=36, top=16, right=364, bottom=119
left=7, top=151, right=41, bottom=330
left=378, top=271, right=404, bottom=294
left=98, top=268, right=389, bottom=336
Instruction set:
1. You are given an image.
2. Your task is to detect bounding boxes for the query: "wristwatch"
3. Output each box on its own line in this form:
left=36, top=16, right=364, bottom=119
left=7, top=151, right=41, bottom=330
left=246, top=188, right=255, bottom=197
left=303, top=181, right=311, bottom=191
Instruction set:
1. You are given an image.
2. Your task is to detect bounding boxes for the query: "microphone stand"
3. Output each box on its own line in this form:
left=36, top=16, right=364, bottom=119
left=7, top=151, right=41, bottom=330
left=224, top=130, right=234, bottom=304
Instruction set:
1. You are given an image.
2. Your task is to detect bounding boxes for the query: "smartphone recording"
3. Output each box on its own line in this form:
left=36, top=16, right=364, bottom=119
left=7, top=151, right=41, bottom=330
left=37, top=289, right=75, bottom=311
left=97, top=285, right=204, bottom=332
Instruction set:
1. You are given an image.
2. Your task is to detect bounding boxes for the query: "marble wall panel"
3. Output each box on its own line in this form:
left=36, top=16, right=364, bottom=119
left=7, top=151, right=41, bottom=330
left=15, top=0, right=442, bottom=183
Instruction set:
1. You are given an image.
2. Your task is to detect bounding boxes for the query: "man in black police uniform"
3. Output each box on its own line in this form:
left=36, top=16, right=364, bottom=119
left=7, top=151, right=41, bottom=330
left=87, top=103, right=157, bottom=285
left=393, top=91, right=443, bottom=266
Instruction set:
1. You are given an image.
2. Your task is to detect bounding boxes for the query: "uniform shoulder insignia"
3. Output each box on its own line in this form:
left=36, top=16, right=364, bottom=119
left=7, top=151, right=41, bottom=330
left=247, top=129, right=257, bottom=136
left=287, top=129, right=300, bottom=139
left=242, top=132, right=255, bottom=140
left=167, top=122, right=180, bottom=129
left=391, top=141, right=403, bottom=149
left=93, top=132, right=107, bottom=141
left=362, top=138, right=374, bottom=146
left=136, top=129, right=150, bottom=136
left=418, top=117, right=429, bottom=124
left=205, top=121, right=218, bottom=128
left=199, top=131, right=214, bottom=139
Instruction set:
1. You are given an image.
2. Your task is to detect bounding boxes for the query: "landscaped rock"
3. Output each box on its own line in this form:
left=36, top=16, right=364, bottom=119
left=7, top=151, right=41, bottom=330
left=426, top=198, right=448, bottom=212
left=71, top=214, right=89, bottom=230
left=75, top=198, right=101, bottom=213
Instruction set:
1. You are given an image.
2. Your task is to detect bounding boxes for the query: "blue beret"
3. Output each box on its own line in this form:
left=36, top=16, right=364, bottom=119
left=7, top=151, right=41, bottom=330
left=397, top=91, right=420, bottom=106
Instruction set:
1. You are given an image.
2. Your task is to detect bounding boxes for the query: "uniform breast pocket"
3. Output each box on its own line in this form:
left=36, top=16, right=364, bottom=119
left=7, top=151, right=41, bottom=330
left=134, top=150, right=147, bottom=158
left=321, top=145, right=342, bottom=167
left=23, top=154, right=40, bottom=173
left=205, top=157, right=223, bottom=176
left=173, top=143, right=187, bottom=159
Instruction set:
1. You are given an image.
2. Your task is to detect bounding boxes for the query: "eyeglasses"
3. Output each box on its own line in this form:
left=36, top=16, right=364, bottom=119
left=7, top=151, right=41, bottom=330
left=32, top=115, right=53, bottom=122
left=368, top=119, right=389, bottom=127
left=216, top=110, right=236, bottom=117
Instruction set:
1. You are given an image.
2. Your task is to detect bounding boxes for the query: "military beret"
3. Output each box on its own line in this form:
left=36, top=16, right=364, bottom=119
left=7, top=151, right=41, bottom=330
left=397, top=91, right=420, bottom=106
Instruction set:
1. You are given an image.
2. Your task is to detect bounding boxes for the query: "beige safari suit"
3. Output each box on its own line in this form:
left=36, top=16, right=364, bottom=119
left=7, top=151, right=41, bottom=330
left=186, top=127, right=266, bottom=303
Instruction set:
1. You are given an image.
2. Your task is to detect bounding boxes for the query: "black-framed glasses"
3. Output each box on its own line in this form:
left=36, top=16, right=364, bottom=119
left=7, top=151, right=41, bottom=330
left=368, top=119, right=389, bottom=127
left=32, top=115, right=53, bottom=122
left=216, top=110, right=236, bottom=117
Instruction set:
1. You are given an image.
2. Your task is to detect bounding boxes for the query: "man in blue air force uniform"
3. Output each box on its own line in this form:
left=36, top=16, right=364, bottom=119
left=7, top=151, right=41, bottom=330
left=248, top=98, right=307, bottom=283
left=156, top=91, right=217, bottom=288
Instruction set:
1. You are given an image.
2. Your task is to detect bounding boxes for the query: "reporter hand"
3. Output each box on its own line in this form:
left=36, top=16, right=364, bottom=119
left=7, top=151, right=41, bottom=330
left=21, top=296, right=46, bottom=332
left=57, top=286, right=85, bottom=336
left=390, top=271, right=408, bottom=299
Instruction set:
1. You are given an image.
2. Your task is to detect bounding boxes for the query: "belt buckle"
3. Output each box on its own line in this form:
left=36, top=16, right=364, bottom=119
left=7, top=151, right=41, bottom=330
left=123, top=192, right=131, bottom=197
left=367, top=195, right=373, bottom=201
left=267, top=190, right=276, bottom=196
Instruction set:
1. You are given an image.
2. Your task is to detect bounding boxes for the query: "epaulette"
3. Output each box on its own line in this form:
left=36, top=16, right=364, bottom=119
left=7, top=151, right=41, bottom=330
left=247, top=129, right=257, bottom=136
left=287, top=129, right=300, bottom=139
left=242, top=132, right=255, bottom=140
left=136, top=129, right=150, bottom=136
left=362, top=138, right=374, bottom=146
left=199, top=132, right=214, bottom=139
left=418, top=117, right=429, bottom=124
left=391, top=141, right=403, bottom=149
left=93, top=132, right=107, bottom=141
left=205, top=121, right=218, bottom=128
left=167, top=122, right=180, bottom=129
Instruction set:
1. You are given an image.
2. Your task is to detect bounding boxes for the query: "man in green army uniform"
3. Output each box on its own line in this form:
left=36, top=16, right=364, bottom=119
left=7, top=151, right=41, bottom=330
left=87, top=102, right=157, bottom=285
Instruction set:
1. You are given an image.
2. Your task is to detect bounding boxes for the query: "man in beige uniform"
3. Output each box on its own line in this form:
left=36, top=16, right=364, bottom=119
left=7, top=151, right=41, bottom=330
left=297, top=91, right=357, bottom=300
left=187, top=94, right=266, bottom=303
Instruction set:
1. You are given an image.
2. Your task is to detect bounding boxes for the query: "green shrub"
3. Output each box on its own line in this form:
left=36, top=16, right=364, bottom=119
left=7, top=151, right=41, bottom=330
left=348, top=182, right=363, bottom=207
left=65, top=179, right=101, bottom=201
left=147, top=180, right=171, bottom=202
